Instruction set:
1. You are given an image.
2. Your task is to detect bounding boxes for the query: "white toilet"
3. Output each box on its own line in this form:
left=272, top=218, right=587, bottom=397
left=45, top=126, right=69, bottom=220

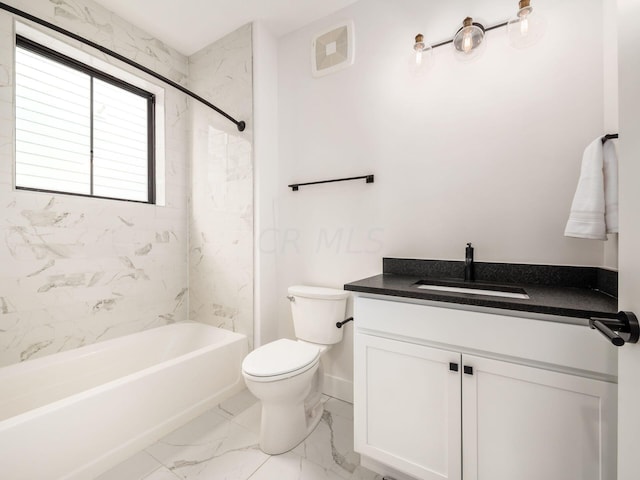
left=241, top=285, right=349, bottom=454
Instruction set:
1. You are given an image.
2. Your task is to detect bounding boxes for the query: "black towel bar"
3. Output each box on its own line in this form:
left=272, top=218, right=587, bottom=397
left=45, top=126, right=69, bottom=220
left=589, top=311, right=639, bottom=347
left=602, top=134, right=619, bottom=144
left=288, top=175, right=374, bottom=191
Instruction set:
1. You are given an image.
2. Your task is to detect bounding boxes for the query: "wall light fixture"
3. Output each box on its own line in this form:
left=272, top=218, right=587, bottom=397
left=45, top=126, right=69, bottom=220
left=411, top=0, right=544, bottom=71
left=410, top=33, right=433, bottom=76
left=453, top=17, right=486, bottom=60
left=507, top=0, right=546, bottom=49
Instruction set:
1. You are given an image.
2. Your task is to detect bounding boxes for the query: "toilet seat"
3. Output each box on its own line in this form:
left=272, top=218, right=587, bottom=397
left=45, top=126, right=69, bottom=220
left=242, top=339, right=320, bottom=382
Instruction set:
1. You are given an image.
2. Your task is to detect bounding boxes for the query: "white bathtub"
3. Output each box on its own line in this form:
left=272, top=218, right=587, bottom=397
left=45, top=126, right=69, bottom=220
left=0, top=322, right=248, bottom=479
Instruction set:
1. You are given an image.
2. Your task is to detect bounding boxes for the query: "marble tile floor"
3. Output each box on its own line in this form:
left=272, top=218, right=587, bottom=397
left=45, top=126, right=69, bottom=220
left=97, top=389, right=383, bottom=480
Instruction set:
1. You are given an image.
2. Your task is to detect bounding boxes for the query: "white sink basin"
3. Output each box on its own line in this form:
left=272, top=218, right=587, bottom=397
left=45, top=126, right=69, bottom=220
left=416, top=284, right=530, bottom=300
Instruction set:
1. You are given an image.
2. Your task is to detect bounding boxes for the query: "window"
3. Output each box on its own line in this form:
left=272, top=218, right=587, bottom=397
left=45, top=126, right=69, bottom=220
left=15, top=36, right=155, bottom=203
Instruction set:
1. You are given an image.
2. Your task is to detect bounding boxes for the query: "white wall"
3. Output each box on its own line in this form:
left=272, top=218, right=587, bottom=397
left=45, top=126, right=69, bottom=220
left=188, top=24, right=254, bottom=347
left=616, top=0, right=640, bottom=478
left=0, top=0, right=190, bottom=367
left=267, top=0, right=611, bottom=400
left=603, top=0, right=619, bottom=270
left=253, top=21, right=280, bottom=347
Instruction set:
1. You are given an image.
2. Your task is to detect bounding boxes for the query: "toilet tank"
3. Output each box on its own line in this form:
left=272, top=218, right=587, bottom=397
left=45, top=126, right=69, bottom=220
left=288, top=286, right=349, bottom=345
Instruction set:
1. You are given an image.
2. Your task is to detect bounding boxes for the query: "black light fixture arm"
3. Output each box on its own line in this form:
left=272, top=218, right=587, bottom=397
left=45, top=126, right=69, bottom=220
left=0, top=2, right=246, bottom=132
left=589, top=311, right=639, bottom=347
left=423, top=21, right=509, bottom=50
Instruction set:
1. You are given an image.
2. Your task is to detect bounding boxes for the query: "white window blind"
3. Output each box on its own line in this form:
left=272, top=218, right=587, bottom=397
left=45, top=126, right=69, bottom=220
left=93, top=79, right=149, bottom=201
left=15, top=38, right=154, bottom=203
left=15, top=47, right=91, bottom=194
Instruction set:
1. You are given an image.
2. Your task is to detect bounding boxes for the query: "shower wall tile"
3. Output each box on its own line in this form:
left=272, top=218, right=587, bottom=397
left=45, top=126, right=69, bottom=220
left=0, top=0, right=190, bottom=367
left=188, top=24, right=253, bottom=136
left=188, top=24, right=254, bottom=348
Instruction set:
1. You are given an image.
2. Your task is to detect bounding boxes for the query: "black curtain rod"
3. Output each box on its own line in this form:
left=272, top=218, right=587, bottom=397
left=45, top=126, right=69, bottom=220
left=0, top=2, right=246, bottom=132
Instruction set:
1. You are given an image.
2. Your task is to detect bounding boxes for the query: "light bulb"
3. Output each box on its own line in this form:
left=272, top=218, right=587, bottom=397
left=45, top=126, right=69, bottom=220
left=507, top=0, right=546, bottom=49
left=462, top=32, right=473, bottom=53
left=453, top=17, right=486, bottom=61
left=409, top=33, right=432, bottom=77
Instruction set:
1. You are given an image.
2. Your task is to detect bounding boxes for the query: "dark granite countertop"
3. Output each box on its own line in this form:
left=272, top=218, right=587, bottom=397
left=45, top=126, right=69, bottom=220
left=344, top=258, right=618, bottom=320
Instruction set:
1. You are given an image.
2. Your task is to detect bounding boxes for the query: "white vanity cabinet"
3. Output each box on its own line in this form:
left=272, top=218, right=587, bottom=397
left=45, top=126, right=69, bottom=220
left=461, top=354, right=616, bottom=480
left=356, top=333, right=461, bottom=480
left=353, top=297, right=618, bottom=480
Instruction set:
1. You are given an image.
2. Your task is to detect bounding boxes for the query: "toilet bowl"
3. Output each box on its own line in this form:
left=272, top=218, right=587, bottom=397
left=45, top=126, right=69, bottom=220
left=241, top=285, right=349, bottom=454
left=242, top=339, right=324, bottom=454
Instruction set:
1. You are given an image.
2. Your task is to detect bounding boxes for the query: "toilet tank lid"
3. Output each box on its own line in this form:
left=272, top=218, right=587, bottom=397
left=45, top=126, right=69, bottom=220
left=288, top=285, right=350, bottom=300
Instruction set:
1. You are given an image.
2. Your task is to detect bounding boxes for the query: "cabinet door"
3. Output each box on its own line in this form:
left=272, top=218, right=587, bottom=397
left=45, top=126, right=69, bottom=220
left=462, top=355, right=617, bottom=480
left=354, top=333, right=462, bottom=480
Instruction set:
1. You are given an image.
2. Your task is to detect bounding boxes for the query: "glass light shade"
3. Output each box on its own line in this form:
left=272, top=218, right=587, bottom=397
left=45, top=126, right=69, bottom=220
left=453, top=17, right=486, bottom=61
left=409, top=34, right=432, bottom=77
left=507, top=0, right=546, bottom=48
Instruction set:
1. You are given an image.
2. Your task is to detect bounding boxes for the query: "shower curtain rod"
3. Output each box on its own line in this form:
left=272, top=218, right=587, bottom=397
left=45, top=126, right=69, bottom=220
left=0, top=2, right=246, bottom=132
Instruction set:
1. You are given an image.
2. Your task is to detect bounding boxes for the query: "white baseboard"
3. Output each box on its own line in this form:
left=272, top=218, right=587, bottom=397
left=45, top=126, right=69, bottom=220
left=322, top=373, right=353, bottom=403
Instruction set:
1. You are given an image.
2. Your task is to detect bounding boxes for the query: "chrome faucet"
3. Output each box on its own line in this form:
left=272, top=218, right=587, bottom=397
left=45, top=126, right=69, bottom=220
left=464, top=243, right=475, bottom=282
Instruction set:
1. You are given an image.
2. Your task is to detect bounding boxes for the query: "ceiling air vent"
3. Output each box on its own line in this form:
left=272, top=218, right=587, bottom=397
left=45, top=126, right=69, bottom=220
left=311, top=21, right=354, bottom=77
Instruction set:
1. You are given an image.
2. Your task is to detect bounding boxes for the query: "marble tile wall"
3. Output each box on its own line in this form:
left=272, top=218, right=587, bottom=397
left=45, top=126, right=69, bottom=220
left=0, top=0, right=190, bottom=367
left=188, top=24, right=254, bottom=348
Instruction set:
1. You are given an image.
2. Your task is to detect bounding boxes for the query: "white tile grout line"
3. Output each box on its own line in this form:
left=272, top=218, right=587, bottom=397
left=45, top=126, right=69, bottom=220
left=143, top=465, right=182, bottom=480
left=244, top=454, right=272, bottom=480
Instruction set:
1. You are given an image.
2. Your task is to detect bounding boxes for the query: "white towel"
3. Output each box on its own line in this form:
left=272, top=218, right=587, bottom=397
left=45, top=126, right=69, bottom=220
left=564, top=137, right=619, bottom=240
left=603, top=139, right=619, bottom=233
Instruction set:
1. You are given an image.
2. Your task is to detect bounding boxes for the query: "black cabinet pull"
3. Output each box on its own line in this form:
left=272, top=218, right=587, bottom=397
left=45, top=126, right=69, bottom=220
left=464, top=366, right=474, bottom=375
left=449, top=362, right=459, bottom=372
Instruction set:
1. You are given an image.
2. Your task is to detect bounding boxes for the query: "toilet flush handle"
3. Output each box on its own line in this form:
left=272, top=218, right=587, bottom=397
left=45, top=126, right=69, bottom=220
left=336, top=317, right=354, bottom=329
left=286, top=295, right=295, bottom=302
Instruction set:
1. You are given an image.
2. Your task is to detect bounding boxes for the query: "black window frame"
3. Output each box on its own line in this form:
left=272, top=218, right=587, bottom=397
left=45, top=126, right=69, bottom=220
left=15, top=35, right=156, bottom=204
